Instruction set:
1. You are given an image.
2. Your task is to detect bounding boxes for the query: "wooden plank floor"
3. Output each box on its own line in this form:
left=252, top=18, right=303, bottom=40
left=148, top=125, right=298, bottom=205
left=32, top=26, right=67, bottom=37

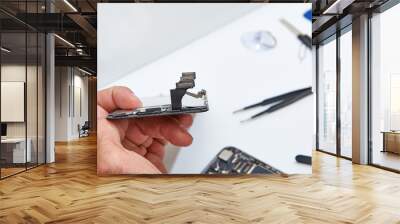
left=1, top=135, right=400, bottom=223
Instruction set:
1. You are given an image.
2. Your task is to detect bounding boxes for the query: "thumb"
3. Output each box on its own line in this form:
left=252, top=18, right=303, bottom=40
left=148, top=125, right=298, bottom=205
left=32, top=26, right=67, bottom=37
left=98, top=86, right=142, bottom=113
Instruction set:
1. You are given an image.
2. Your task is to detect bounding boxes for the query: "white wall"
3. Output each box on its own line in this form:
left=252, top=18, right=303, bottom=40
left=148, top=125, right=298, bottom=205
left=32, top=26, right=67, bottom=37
left=1, top=82, right=25, bottom=122
left=97, top=3, right=260, bottom=89
left=55, top=67, right=69, bottom=141
left=1, top=65, right=39, bottom=138
left=1, top=65, right=26, bottom=130
left=54, top=67, right=89, bottom=141
left=71, top=73, right=89, bottom=138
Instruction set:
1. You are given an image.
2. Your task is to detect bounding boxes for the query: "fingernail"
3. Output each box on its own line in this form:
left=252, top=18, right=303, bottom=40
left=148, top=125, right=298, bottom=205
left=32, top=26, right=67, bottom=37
left=183, top=132, right=193, bottom=145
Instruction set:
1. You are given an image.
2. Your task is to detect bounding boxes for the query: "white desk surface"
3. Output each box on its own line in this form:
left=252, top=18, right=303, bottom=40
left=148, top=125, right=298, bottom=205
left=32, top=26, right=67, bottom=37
left=99, top=4, right=313, bottom=174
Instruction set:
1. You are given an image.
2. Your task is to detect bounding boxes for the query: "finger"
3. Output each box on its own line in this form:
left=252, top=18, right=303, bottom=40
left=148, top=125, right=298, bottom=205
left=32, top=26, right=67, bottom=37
left=140, top=137, right=153, bottom=148
left=135, top=116, right=193, bottom=146
left=148, top=139, right=165, bottom=160
left=121, top=138, right=147, bottom=156
left=124, top=121, right=152, bottom=146
left=97, top=105, right=109, bottom=120
left=97, top=86, right=142, bottom=113
left=171, top=114, right=193, bottom=129
left=155, top=138, right=167, bottom=146
left=97, top=139, right=161, bottom=174
left=145, top=152, right=167, bottom=173
left=122, top=150, right=162, bottom=174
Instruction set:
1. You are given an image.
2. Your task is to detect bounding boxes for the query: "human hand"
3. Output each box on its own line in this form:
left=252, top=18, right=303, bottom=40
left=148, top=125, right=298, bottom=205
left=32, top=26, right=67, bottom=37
left=97, top=86, right=193, bottom=174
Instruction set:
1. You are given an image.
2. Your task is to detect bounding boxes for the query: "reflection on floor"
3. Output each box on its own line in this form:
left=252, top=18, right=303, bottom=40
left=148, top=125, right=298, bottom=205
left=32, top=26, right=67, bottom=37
left=0, top=135, right=400, bottom=223
left=373, top=150, right=400, bottom=171
left=0, top=163, right=42, bottom=178
left=0, top=167, right=25, bottom=178
left=341, top=147, right=352, bottom=158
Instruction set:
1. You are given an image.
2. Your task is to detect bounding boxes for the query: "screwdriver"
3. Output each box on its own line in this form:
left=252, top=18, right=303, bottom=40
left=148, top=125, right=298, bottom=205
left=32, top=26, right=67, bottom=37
left=280, top=18, right=312, bottom=49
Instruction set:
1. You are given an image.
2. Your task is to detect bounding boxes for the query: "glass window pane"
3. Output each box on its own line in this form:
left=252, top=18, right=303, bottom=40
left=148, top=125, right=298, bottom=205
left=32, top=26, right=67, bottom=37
left=1, top=31, right=27, bottom=177
left=0, top=1, right=46, bottom=179
left=340, top=30, right=352, bottom=158
left=26, top=0, right=39, bottom=169
left=27, top=31, right=38, bottom=169
left=371, top=4, right=400, bottom=171
left=38, top=33, right=45, bottom=165
left=318, top=38, right=337, bottom=154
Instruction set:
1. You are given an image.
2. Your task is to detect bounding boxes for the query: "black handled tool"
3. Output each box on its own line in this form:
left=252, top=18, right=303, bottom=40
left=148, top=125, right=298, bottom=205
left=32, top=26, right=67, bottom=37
left=280, top=19, right=312, bottom=49
left=234, top=87, right=313, bottom=123
left=233, top=87, right=311, bottom=113
left=295, top=154, right=312, bottom=165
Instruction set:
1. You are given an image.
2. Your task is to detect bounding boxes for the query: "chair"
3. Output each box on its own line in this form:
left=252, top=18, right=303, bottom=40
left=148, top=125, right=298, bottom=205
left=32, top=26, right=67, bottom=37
left=79, top=121, right=90, bottom=138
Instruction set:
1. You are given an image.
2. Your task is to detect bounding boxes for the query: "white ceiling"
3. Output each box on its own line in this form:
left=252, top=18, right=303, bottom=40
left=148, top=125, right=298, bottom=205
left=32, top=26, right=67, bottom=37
left=97, top=3, right=260, bottom=88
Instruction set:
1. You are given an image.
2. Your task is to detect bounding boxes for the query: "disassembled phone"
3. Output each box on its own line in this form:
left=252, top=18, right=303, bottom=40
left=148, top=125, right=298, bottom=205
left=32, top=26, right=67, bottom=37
left=202, top=146, right=285, bottom=175
left=107, top=72, right=208, bottom=119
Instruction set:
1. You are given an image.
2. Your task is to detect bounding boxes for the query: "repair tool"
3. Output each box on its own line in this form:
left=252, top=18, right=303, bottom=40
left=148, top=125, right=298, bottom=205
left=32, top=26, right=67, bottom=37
left=280, top=18, right=312, bottom=49
left=234, top=87, right=312, bottom=123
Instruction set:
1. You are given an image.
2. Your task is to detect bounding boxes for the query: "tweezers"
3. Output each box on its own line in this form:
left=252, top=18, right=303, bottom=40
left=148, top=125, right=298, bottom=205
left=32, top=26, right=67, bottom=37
left=233, top=87, right=313, bottom=123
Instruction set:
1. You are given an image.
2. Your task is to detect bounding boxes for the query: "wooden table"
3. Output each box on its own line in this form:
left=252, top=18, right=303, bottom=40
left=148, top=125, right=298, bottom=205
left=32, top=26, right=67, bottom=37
left=382, top=131, right=400, bottom=154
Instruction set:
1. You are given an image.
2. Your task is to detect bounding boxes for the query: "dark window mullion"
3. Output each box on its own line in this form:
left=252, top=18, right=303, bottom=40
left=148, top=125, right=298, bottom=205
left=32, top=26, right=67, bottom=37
left=336, top=30, right=341, bottom=157
left=24, top=0, right=28, bottom=171
left=36, top=0, right=39, bottom=167
left=316, top=45, right=320, bottom=150
left=367, top=12, right=373, bottom=165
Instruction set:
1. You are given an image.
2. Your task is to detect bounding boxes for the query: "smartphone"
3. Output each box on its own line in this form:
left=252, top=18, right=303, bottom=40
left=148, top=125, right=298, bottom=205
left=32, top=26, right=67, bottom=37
left=107, top=104, right=208, bottom=119
left=202, top=146, right=285, bottom=175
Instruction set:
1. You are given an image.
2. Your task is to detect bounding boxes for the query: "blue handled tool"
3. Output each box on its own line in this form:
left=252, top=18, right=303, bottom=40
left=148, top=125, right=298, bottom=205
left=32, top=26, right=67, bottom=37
left=304, top=9, right=312, bottom=22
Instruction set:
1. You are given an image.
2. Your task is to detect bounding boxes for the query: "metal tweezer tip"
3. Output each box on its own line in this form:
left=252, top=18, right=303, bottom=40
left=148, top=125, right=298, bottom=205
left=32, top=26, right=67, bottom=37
left=233, top=108, right=245, bottom=114
left=240, top=118, right=253, bottom=123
